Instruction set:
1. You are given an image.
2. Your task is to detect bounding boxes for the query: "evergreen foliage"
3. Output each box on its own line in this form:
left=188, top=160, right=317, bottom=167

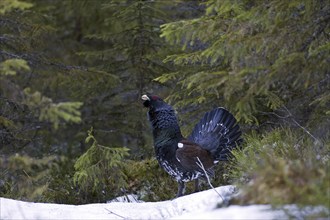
left=0, top=59, right=30, bottom=75
left=159, top=0, right=329, bottom=136
left=0, top=0, right=86, bottom=154
left=73, top=128, right=129, bottom=202
left=77, top=0, right=178, bottom=156
left=42, top=157, right=79, bottom=204
left=1, top=0, right=91, bottom=201
left=123, top=158, right=175, bottom=201
left=0, top=0, right=329, bottom=207
left=23, top=88, right=83, bottom=130
left=0, top=154, right=61, bottom=201
left=0, top=0, right=33, bottom=15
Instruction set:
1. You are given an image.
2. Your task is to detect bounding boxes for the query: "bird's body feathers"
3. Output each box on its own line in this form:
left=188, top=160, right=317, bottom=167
left=142, top=94, right=242, bottom=197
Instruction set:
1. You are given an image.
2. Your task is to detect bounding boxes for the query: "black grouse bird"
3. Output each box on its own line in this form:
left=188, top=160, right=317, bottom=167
left=142, top=94, right=242, bottom=197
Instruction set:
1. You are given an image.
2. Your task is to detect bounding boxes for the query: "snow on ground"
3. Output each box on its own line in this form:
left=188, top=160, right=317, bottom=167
left=1, top=185, right=328, bottom=220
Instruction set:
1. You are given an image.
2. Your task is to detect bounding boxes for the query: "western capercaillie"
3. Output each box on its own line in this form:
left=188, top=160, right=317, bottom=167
left=142, top=94, right=242, bottom=197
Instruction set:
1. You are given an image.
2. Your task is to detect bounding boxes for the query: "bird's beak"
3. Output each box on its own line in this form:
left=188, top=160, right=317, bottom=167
left=141, top=95, right=150, bottom=101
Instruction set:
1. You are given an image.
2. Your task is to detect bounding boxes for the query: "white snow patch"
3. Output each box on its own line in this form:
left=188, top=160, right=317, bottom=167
left=0, top=185, right=328, bottom=220
left=108, top=194, right=144, bottom=203
left=173, top=205, right=286, bottom=219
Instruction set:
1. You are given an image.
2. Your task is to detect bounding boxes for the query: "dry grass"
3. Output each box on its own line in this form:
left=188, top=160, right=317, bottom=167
left=229, top=129, right=330, bottom=208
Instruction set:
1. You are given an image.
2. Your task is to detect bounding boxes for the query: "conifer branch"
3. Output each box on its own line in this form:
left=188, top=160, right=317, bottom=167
left=0, top=50, right=88, bottom=72
left=300, top=12, right=330, bottom=51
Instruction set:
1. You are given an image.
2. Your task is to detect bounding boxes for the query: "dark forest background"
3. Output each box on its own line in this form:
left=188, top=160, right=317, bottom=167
left=1, top=0, right=329, bottom=207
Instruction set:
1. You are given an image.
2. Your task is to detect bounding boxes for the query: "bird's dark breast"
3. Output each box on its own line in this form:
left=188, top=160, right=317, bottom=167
left=149, top=109, right=178, bottom=129
left=155, top=145, right=203, bottom=182
left=149, top=108, right=201, bottom=182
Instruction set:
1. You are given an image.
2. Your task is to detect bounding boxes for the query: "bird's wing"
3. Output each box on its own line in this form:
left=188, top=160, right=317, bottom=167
left=175, top=139, right=214, bottom=172
left=188, top=107, right=242, bottom=161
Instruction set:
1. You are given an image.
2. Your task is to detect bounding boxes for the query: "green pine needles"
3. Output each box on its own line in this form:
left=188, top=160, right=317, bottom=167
left=0, top=0, right=33, bottom=15
left=23, top=88, right=83, bottom=130
left=73, top=128, right=130, bottom=201
left=159, top=0, right=330, bottom=127
left=0, top=59, right=30, bottom=76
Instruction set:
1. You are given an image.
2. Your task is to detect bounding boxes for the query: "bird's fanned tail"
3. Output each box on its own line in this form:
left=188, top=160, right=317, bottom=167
left=188, top=107, right=242, bottom=161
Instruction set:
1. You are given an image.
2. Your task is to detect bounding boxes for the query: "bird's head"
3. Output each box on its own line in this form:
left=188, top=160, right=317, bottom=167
left=141, top=94, right=167, bottom=111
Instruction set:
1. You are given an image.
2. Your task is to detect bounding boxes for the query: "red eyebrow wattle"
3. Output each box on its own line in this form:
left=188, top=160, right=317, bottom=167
left=151, top=95, right=159, bottom=100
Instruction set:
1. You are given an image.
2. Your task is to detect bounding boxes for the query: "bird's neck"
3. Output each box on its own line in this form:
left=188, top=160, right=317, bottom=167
left=153, top=128, right=182, bottom=147
left=148, top=109, right=183, bottom=147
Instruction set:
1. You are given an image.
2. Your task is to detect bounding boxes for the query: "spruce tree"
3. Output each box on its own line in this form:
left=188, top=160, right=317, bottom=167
left=159, top=0, right=329, bottom=138
left=0, top=0, right=91, bottom=201
left=79, top=0, right=175, bottom=156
